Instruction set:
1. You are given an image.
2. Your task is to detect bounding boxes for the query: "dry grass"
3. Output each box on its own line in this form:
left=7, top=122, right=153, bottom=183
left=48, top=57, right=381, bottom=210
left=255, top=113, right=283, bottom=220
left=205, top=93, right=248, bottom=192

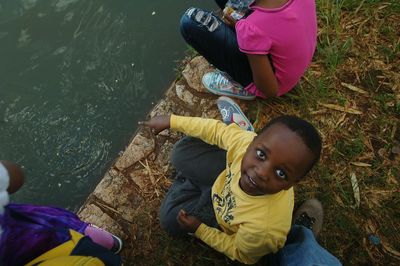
left=123, top=1, right=399, bottom=265
left=248, top=1, right=399, bottom=264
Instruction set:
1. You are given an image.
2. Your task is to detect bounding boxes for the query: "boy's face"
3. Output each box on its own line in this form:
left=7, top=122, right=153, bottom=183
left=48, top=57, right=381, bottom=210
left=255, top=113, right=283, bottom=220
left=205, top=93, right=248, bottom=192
left=240, top=123, right=314, bottom=196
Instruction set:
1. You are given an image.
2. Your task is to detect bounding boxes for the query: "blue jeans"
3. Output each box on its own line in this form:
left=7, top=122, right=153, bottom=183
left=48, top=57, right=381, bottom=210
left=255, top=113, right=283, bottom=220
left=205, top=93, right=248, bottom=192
left=266, top=225, right=342, bottom=266
left=180, top=7, right=253, bottom=87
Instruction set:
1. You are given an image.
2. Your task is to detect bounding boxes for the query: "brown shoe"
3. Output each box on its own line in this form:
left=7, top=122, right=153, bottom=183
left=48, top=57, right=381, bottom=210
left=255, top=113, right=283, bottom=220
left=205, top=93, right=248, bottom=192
left=293, top=199, right=323, bottom=237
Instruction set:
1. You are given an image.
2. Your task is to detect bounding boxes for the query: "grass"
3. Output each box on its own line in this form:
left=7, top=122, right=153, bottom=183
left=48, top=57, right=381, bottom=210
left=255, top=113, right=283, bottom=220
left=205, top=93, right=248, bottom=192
left=123, top=0, right=399, bottom=265
left=239, top=0, right=400, bottom=264
left=267, top=1, right=399, bottom=264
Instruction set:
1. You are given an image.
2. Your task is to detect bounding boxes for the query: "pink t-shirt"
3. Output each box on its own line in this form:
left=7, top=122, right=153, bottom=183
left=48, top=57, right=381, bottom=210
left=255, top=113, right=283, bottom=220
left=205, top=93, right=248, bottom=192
left=236, top=0, right=317, bottom=97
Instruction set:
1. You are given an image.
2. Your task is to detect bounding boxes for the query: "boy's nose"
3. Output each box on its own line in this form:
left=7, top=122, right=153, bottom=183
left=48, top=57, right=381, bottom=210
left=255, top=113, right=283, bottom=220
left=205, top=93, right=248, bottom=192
left=255, top=163, right=271, bottom=180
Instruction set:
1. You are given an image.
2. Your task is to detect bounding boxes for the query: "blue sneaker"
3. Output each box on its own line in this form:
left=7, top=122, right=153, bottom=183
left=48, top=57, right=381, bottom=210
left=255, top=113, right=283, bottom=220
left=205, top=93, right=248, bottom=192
left=217, top=96, right=254, bottom=131
left=202, top=70, right=256, bottom=100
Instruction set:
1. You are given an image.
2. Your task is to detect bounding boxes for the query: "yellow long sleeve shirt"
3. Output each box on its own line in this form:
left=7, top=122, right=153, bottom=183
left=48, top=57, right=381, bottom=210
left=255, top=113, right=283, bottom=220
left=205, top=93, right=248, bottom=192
left=170, top=115, right=294, bottom=264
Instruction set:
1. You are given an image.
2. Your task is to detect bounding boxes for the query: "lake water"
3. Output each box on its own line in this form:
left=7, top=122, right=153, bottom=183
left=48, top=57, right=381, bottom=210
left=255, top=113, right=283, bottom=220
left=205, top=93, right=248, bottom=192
left=0, top=0, right=214, bottom=210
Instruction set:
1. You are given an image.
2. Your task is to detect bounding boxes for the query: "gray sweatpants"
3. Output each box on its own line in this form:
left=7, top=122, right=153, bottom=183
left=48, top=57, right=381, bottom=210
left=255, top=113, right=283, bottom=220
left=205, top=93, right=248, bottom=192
left=159, top=137, right=226, bottom=236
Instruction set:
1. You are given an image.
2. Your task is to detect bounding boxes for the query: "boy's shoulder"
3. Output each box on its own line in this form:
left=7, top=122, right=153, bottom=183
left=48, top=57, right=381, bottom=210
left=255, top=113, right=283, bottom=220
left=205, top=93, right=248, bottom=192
left=225, top=126, right=256, bottom=153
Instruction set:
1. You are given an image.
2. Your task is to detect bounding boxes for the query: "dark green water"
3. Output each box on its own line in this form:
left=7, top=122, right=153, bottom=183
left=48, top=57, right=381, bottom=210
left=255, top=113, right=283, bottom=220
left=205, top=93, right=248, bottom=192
left=0, top=0, right=214, bottom=210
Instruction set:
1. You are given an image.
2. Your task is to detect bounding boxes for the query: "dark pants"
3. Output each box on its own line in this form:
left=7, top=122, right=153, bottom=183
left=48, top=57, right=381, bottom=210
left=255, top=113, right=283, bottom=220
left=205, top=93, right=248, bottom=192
left=180, top=5, right=253, bottom=87
left=159, top=137, right=226, bottom=236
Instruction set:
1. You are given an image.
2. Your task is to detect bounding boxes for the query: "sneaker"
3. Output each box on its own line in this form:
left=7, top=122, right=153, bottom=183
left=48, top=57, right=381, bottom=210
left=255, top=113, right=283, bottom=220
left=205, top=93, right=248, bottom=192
left=217, top=96, right=254, bottom=131
left=202, top=70, right=256, bottom=100
left=293, top=199, right=323, bottom=237
left=110, top=235, right=123, bottom=254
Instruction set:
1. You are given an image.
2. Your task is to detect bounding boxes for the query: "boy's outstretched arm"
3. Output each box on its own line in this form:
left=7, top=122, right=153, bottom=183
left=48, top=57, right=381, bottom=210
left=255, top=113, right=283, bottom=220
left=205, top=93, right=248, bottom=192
left=0, top=160, right=25, bottom=194
left=141, top=114, right=249, bottom=151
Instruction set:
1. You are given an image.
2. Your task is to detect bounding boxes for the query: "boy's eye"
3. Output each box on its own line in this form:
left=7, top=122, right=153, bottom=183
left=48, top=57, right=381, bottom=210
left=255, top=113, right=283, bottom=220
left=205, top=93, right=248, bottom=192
left=256, top=149, right=266, bottom=160
left=275, top=169, right=287, bottom=180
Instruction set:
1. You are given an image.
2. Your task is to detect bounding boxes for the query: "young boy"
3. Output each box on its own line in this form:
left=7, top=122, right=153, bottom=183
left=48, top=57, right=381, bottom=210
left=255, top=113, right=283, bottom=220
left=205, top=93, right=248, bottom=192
left=143, top=113, right=321, bottom=264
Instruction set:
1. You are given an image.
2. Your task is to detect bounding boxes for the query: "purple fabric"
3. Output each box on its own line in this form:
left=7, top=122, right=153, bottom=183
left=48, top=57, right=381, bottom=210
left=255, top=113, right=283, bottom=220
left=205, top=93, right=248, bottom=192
left=0, top=203, right=88, bottom=266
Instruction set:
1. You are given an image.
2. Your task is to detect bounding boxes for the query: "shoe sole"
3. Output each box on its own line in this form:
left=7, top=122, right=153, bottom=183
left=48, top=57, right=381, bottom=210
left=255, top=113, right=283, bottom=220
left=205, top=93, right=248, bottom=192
left=202, top=75, right=256, bottom=101
left=217, top=96, right=254, bottom=132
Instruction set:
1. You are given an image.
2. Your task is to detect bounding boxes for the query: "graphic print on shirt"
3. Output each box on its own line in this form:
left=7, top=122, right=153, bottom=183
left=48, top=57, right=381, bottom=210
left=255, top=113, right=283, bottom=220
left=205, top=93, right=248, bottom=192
left=213, top=164, right=236, bottom=224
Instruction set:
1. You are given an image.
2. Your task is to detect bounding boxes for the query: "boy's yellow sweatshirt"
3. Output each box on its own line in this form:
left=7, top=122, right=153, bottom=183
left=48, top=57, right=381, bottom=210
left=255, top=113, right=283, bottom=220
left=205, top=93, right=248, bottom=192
left=170, top=115, right=294, bottom=265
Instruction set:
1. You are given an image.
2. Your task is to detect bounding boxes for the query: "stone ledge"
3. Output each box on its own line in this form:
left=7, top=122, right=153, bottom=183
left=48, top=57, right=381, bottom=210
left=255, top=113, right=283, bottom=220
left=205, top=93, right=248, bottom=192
left=77, top=56, right=218, bottom=260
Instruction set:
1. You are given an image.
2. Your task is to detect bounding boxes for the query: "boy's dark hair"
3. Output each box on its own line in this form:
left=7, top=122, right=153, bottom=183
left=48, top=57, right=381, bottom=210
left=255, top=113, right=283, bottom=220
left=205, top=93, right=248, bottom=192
left=260, top=115, right=322, bottom=177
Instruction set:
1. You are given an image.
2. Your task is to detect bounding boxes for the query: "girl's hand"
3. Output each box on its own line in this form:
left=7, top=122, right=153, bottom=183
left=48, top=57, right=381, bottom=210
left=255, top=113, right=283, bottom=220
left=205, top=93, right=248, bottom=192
left=139, top=115, right=171, bottom=135
left=222, top=7, right=239, bottom=27
left=177, top=209, right=202, bottom=233
left=222, top=13, right=237, bottom=27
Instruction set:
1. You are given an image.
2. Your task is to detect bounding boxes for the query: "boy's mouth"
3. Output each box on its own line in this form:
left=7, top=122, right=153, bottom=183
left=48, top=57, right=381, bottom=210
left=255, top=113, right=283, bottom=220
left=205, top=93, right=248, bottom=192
left=243, top=173, right=259, bottom=191
left=240, top=172, right=262, bottom=196
left=248, top=175, right=257, bottom=187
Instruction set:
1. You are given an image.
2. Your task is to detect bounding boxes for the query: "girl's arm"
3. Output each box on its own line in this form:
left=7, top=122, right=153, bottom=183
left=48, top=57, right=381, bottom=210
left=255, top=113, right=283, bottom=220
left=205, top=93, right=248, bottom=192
left=247, top=54, right=278, bottom=98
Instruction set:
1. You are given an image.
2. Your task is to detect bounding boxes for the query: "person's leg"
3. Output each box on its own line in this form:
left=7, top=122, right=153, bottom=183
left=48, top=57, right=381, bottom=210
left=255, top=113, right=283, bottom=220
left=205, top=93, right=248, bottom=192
left=171, top=136, right=226, bottom=187
left=269, top=225, right=342, bottom=266
left=159, top=176, right=218, bottom=236
left=161, top=137, right=226, bottom=236
left=161, top=137, right=225, bottom=235
left=264, top=199, right=342, bottom=265
left=180, top=7, right=252, bottom=87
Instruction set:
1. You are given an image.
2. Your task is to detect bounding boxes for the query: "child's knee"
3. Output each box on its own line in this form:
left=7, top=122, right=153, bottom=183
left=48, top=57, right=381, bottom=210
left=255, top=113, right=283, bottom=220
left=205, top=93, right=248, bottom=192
left=180, top=7, right=195, bottom=37
left=159, top=206, right=183, bottom=236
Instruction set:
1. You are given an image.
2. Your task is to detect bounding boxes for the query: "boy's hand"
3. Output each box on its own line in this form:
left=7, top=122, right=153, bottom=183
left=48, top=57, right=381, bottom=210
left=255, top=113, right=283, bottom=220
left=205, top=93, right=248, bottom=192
left=139, top=115, right=171, bottom=135
left=177, top=209, right=201, bottom=233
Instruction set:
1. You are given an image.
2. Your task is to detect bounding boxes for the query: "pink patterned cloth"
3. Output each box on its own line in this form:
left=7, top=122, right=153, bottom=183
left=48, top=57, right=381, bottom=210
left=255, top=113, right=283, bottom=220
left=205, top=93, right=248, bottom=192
left=236, top=0, right=317, bottom=97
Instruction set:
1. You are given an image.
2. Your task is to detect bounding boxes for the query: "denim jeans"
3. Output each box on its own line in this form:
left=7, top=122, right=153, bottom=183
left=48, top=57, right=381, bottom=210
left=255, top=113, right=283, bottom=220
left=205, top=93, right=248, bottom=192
left=180, top=7, right=253, bottom=87
left=265, top=225, right=342, bottom=266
